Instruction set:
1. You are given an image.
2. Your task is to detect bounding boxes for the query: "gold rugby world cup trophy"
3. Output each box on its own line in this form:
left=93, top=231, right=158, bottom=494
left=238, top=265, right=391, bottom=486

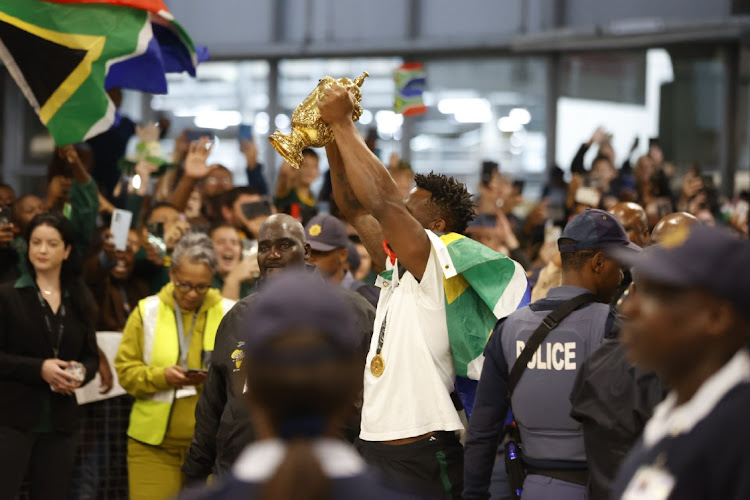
left=269, top=72, right=369, bottom=168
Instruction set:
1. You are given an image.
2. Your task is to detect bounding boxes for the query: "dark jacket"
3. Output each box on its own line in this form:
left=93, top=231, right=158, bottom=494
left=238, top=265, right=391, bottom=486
left=569, top=339, right=665, bottom=500
left=0, top=276, right=99, bottom=432
left=182, top=272, right=376, bottom=481
left=611, top=382, right=750, bottom=500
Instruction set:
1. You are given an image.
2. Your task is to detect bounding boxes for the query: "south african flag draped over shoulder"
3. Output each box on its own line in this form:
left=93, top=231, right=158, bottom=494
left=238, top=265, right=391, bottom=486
left=0, top=0, right=204, bottom=145
left=379, top=231, right=531, bottom=380
left=427, top=232, right=531, bottom=380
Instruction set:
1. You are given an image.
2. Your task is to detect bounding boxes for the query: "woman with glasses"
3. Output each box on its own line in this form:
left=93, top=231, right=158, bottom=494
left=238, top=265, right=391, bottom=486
left=0, top=212, right=99, bottom=499
left=115, top=232, right=235, bottom=500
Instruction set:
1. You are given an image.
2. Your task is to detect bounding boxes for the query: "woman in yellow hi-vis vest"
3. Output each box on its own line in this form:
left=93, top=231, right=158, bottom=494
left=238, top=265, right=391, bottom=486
left=115, top=233, right=235, bottom=500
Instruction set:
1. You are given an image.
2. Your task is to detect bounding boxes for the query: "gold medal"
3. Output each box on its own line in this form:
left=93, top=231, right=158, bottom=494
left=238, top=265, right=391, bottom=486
left=370, top=354, right=385, bottom=377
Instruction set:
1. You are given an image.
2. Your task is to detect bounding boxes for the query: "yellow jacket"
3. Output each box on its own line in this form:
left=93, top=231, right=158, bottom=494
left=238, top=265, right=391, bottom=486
left=115, top=282, right=235, bottom=446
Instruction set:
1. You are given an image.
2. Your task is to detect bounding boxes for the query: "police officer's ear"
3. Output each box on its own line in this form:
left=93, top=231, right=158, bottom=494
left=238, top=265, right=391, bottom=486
left=590, top=251, right=607, bottom=273
left=702, top=296, right=739, bottom=340
left=303, top=242, right=312, bottom=261
left=337, top=247, right=349, bottom=266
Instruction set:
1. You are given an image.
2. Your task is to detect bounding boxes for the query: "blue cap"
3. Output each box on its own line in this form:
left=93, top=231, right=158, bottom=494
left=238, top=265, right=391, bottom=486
left=242, top=270, right=358, bottom=360
left=305, top=214, right=349, bottom=251
left=610, top=225, right=750, bottom=312
left=559, top=208, right=641, bottom=253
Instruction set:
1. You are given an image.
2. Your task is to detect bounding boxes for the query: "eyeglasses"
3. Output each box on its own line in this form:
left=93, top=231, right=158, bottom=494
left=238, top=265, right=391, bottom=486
left=173, top=280, right=211, bottom=294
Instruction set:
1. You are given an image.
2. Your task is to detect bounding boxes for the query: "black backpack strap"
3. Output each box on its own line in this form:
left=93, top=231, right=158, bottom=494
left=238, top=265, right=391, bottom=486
left=507, top=293, right=597, bottom=398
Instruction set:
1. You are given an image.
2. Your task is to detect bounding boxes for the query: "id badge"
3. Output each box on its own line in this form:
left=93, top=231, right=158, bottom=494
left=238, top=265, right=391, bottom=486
left=622, top=463, right=675, bottom=500
left=175, top=386, right=197, bottom=399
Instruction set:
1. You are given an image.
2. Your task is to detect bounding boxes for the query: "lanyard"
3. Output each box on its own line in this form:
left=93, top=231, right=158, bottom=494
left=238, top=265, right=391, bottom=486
left=174, top=302, right=199, bottom=370
left=35, top=289, right=66, bottom=358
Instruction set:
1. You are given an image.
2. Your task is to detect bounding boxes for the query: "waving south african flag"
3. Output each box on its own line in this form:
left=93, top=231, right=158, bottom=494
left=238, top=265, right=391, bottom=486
left=0, top=0, right=206, bottom=145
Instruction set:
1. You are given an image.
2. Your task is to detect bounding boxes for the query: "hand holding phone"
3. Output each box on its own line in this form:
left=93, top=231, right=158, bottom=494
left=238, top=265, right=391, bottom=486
left=575, top=187, right=601, bottom=208
left=241, top=200, right=272, bottom=220
left=184, top=369, right=208, bottom=386
left=110, top=209, right=133, bottom=251
left=146, top=222, right=166, bottom=260
left=239, top=124, right=253, bottom=152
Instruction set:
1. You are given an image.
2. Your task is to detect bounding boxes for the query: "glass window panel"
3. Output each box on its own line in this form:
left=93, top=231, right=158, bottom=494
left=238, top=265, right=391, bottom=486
left=152, top=61, right=270, bottom=182
left=411, top=57, right=548, bottom=194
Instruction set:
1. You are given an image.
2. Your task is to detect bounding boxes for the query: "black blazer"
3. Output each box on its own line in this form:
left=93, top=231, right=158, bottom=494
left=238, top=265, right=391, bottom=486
left=0, top=279, right=99, bottom=432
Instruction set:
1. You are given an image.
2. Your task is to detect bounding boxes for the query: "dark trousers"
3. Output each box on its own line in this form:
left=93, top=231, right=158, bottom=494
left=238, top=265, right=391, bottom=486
left=355, top=431, right=464, bottom=500
left=0, top=426, right=78, bottom=500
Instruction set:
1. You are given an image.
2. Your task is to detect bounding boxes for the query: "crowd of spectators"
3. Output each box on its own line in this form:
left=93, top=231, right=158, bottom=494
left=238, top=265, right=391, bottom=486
left=0, top=109, right=748, bottom=500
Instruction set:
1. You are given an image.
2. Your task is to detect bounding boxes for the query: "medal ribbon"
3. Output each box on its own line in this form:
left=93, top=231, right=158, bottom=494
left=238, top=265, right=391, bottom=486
left=375, top=311, right=388, bottom=358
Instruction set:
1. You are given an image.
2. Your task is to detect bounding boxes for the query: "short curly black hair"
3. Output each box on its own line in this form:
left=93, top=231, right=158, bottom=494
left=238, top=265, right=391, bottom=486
left=414, top=172, right=475, bottom=234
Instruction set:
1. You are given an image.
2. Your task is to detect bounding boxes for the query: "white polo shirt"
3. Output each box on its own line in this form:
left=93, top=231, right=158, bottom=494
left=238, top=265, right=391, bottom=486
left=359, top=233, right=463, bottom=441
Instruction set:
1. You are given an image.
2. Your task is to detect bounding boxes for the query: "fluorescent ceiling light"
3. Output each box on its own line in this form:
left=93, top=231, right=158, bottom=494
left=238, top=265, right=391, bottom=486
left=193, top=110, right=241, bottom=130
left=509, top=108, right=531, bottom=125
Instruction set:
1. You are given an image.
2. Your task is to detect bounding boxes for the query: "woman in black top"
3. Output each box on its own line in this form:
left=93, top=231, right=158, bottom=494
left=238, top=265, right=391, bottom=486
left=0, top=212, right=99, bottom=499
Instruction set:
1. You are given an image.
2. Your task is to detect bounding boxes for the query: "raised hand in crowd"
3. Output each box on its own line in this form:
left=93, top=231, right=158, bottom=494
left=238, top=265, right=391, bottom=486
left=221, top=253, right=260, bottom=301
left=164, top=219, right=191, bottom=251
left=241, top=139, right=259, bottom=170
left=171, top=129, right=190, bottom=165
left=98, top=192, right=116, bottom=214
left=144, top=236, right=165, bottom=266
left=166, top=137, right=216, bottom=212
left=46, top=174, right=72, bottom=210
left=41, top=359, right=82, bottom=395
left=132, top=159, right=159, bottom=196
left=274, top=160, right=296, bottom=198
left=58, top=145, right=91, bottom=184
left=184, top=137, right=216, bottom=180
left=588, top=126, right=608, bottom=146
left=100, top=228, right=118, bottom=262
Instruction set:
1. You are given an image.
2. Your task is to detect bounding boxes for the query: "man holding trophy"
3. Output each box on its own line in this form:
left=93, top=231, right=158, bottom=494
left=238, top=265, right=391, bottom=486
left=315, top=83, right=475, bottom=498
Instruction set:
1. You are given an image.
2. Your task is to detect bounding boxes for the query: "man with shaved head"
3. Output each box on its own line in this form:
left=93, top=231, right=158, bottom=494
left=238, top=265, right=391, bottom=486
left=609, top=202, right=650, bottom=248
left=183, top=214, right=375, bottom=484
left=650, top=211, right=700, bottom=245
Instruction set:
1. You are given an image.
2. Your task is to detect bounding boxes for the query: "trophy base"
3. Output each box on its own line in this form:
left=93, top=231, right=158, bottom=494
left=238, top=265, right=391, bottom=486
left=268, top=129, right=306, bottom=169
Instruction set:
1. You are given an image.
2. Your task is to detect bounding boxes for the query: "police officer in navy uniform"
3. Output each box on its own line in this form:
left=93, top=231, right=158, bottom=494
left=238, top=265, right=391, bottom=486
left=464, top=209, right=640, bottom=500
left=610, top=226, right=750, bottom=500
left=568, top=212, right=701, bottom=500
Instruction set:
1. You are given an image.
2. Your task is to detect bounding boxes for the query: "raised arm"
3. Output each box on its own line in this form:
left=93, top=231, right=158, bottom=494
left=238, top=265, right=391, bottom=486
left=319, top=86, right=430, bottom=279
left=324, top=141, right=387, bottom=273
left=168, top=138, right=215, bottom=212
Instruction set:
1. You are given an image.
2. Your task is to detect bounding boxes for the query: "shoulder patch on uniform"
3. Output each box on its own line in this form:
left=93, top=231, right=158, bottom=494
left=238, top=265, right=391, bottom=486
left=231, top=341, right=246, bottom=371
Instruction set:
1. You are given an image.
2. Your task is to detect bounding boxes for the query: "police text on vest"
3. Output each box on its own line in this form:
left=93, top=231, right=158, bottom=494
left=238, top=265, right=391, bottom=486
left=516, top=341, right=576, bottom=370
